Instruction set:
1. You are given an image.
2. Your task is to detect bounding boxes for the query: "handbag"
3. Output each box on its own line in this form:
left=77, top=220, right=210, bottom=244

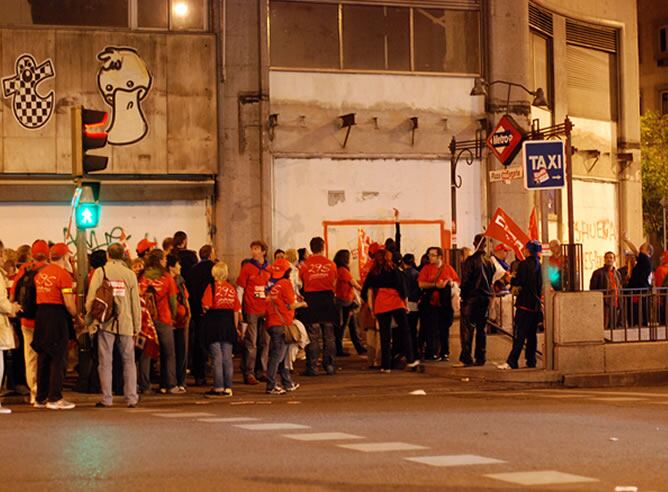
left=269, top=295, right=301, bottom=344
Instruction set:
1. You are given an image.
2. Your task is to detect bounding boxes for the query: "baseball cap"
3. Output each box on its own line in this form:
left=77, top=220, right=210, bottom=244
left=270, top=258, right=292, bottom=279
left=136, top=238, right=157, bottom=255
left=50, top=242, right=72, bottom=259
left=494, top=244, right=511, bottom=252
left=31, top=240, right=49, bottom=257
left=368, top=242, right=383, bottom=256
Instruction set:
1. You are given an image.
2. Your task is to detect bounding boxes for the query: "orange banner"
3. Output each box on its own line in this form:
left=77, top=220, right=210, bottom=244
left=485, top=208, right=531, bottom=260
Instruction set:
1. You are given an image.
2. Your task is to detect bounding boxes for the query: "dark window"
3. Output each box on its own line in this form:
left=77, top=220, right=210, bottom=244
left=567, top=44, right=618, bottom=121
left=27, top=0, right=129, bottom=27
left=661, top=27, right=667, bottom=54
left=342, top=5, right=409, bottom=71
left=662, top=91, right=668, bottom=116
left=138, top=0, right=169, bottom=29
left=530, top=32, right=552, bottom=108
left=270, top=1, right=339, bottom=69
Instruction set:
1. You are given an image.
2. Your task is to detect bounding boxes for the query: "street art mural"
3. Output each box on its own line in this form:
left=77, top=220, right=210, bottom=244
left=1, top=53, right=55, bottom=130
left=97, top=46, right=153, bottom=145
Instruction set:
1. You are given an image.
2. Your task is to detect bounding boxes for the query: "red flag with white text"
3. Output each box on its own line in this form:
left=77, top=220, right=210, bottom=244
left=484, top=208, right=531, bottom=260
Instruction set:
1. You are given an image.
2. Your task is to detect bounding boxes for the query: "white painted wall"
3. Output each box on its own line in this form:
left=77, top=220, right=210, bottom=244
left=272, top=157, right=482, bottom=255
left=0, top=200, right=211, bottom=254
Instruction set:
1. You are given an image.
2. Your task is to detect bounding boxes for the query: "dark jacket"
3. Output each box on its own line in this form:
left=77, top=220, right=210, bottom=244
left=184, top=259, right=215, bottom=318
left=460, top=251, right=494, bottom=301
left=361, top=267, right=407, bottom=302
left=590, top=266, right=622, bottom=293
left=511, top=255, right=542, bottom=311
left=177, top=248, right=199, bottom=280
left=402, top=267, right=421, bottom=303
left=628, top=252, right=651, bottom=289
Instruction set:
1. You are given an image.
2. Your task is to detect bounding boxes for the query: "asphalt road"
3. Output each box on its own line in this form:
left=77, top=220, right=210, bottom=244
left=2, top=361, right=667, bottom=492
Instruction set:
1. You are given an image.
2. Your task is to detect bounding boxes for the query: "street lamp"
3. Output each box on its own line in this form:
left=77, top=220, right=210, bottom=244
left=470, top=77, right=549, bottom=113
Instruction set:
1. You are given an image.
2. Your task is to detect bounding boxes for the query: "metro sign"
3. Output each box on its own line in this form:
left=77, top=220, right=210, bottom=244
left=486, top=115, right=526, bottom=167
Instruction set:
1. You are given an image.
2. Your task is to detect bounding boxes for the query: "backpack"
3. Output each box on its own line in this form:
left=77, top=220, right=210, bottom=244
left=89, top=267, right=117, bottom=324
left=142, top=284, right=159, bottom=321
left=15, top=264, right=46, bottom=319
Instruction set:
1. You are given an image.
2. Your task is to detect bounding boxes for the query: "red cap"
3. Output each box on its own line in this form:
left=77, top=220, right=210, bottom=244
left=31, top=240, right=49, bottom=258
left=494, top=244, right=511, bottom=252
left=136, top=238, right=157, bottom=255
left=368, top=242, right=383, bottom=256
left=50, top=242, right=72, bottom=259
left=270, top=258, right=292, bottom=279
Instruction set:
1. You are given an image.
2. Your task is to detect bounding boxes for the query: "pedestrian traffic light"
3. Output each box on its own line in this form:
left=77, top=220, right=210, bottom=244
left=75, top=183, right=101, bottom=230
left=71, top=106, right=109, bottom=178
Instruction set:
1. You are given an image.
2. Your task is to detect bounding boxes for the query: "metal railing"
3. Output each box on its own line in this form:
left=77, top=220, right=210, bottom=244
left=603, top=287, right=668, bottom=343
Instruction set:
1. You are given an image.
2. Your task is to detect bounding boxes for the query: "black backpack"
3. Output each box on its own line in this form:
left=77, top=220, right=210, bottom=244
left=15, top=265, right=46, bottom=319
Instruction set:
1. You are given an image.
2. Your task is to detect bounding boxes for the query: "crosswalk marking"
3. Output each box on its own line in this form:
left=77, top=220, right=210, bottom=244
left=485, top=470, right=599, bottom=485
left=153, top=412, right=216, bottom=418
left=235, top=423, right=310, bottom=430
left=283, top=432, right=363, bottom=441
left=198, top=417, right=260, bottom=423
left=405, top=455, right=505, bottom=467
left=589, top=397, right=647, bottom=402
left=338, top=442, right=428, bottom=452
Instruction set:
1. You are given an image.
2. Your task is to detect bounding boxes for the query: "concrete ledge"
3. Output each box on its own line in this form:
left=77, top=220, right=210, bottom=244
left=424, top=362, right=562, bottom=384
left=563, top=369, right=668, bottom=388
left=604, top=341, right=668, bottom=372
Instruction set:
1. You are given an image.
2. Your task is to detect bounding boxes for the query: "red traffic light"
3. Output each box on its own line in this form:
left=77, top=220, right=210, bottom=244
left=82, top=109, right=108, bottom=150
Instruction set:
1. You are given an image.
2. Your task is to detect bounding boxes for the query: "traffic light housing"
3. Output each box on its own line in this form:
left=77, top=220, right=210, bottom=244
left=75, top=182, right=101, bottom=230
left=71, top=106, right=109, bottom=177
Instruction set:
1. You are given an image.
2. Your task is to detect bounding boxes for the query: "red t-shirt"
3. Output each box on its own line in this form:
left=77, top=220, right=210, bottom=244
left=35, top=264, right=73, bottom=306
left=335, top=267, right=354, bottom=302
left=140, top=273, right=178, bottom=326
left=236, top=261, right=271, bottom=315
left=265, top=278, right=296, bottom=328
left=202, top=280, right=241, bottom=312
left=12, top=260, right=48, bottom=328
left=418, top=263, right=460, bottom=307
left=300, top=255, right=336, bottom=293
left=374, top=288, right=406, bottom=315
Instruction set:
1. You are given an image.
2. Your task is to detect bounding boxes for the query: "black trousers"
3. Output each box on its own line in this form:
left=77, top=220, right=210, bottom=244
left=189, top=317, right=208, bottom=382
left=422, top=305, right=453, bottom=358
left=407, top=311, right=419, bottom=361
left=174, top=328, right=187, bottom=387
left=507, top=309, right=539, bottom=368
left=36, top=347, right=66, bottom=403
left=459, top=297, right=489, bottom=365
left=376, top=309, right=414, bottom=370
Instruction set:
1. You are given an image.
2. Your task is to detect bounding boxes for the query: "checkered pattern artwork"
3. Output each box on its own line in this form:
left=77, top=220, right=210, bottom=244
left=2, top=54, right=55, bottom=130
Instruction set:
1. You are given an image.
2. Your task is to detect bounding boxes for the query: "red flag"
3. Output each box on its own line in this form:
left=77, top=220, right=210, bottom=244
left=529, top=207, right=539, bottom=241
left=484, top=208, right=531, bottom=260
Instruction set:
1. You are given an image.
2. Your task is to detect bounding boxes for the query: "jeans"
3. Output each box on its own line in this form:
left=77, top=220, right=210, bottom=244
left=155, top=321, right=177, bottom=389
left=336, top=302, right=365, bottom=354
left=174, top=328, right=187, bottom=387
left=97, top=330, right=138, bottom=406
left=137, top=351, right=152, bottom=393
left=21, top=326, right=38, bottom=402
left=459, top=297, right=490, bottom=365
left=241, top=313, right=269, bottom=378
left=376, top=309, right=415, bottom=370
left=507, top=309, right=539, bottom=369
left=209, top=341, right=234, bottom=390
left=266, top=326, right=294, bottom=391
left=305, top=322, right=336, bottom=371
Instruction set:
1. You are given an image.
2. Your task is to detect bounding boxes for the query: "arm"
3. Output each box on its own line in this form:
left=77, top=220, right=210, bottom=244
left=202, top=285, right=213, bottom=313
left=129, top=275, right=141, bottom=335
left=84, top=268, right=102, bottom=313
left=351, top=277, right=362, bottom=291
left=168, top=276, right=178, bottom=319
left=0, top=280, right=19, bottom=316
left=394, top=208, right=401, bottom=255
left=621, top=233, right=638, bottom=256
left=63, top=293, right=77, bottom=318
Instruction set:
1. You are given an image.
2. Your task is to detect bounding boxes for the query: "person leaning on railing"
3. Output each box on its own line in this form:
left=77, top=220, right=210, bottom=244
left=589, top=251, right=623, bottom=330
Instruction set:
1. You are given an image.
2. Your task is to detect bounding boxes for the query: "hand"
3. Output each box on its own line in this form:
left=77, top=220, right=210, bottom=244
left=9, top=302, right=21, bottom=318
left=436, top=279, right=447, bottom=289
left=393, top=208, right=400, bottom=220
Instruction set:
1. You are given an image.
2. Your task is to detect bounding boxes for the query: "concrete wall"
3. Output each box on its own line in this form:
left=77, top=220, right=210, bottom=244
left=638, top=0, right=668, bottom=114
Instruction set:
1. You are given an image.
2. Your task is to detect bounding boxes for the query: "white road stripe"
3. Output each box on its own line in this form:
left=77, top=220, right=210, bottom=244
left=153, top=412, right=216, bottom=418
left=405, top=455, right=505, bottom=467
left=338, top=442, right=428, bottom=452
left=485, top=470, right=599, bottom=485
left=235, top=423, right=310, bottom=430
left=589, top=397, right=647, bottom=402
left=198, top=417, right=260, bottom=423
left=283, top=432, right=363, bottom=441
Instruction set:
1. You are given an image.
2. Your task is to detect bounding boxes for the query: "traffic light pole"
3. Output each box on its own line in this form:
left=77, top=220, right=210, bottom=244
left=71, top=106, right=87, bottom=312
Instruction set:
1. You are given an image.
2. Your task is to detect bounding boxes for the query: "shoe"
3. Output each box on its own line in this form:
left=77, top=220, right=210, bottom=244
left=497, top=363, right=513, bottom=370
left=452, top=362, right=472, bottom=368
left=168, top=387, right=181, bottom=395
left=285, top=383, right=300, bottom=392
left=266, top=387, right=286, bottom=395
left=325, top=365, right=336, bottom=376
left=204, top=390, right=227, bottom=398
left=222, top=388, right=233, bottom=397
left=356, top=348, right=368, bottom=355
left=301, top=369, right=319, bottom=377
left=439, top=354, right=450, bottom=362
left=127, top=403, right=138, bottom=408
left=46, top=399, right=76, bottom=410
left=194, top=378, right=207, bottom=387
left=33, top=401, right=46, bottom=409
left=379, top=368, right=391, bottom=373
left=406, top=360, right=420, bottom=369
left=95, top=402, right=111, bottom=408
left=159, top=388, right=167, bottom=394
left=245, top=375, right=259, bottom=385
left=255, top=374, right=268, bottom=383
left=175, top=386, right=187, bottom=394
left=0, top=405, right=11, bottom=414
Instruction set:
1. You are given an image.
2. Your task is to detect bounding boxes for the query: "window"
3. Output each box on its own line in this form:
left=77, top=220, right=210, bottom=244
left=269, top=1, right=481, bottom=75
left=136, top=0, right=207, bottom=31
left=530, top=31, right=552, bottom=108
left=660, top=26, right=668, bottom=55
left=662, top=91, right=668, bottom=116
left=270, top=2, right=339, bottom=69
left=566, top=44, right=618, bottom=121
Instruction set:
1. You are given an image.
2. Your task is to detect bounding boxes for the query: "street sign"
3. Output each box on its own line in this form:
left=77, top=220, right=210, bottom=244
left=486, top=115, right=526, bottom=167
left=489, top=166, right=523, bottom=183
left=523, top=140, right=566, bottom=190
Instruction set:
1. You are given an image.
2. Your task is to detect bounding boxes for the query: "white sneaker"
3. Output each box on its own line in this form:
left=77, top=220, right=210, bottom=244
left=379, top=368, right=391, bottom=373
left=285, top=383, right=300, bottom=392
left=177, top=386, right=187, bottom=394
left=497, top=363, right=512, bottom=370
left=33, top=401, right=46, bottom=409
left=0, top=405, right=11, bottom=414
left=168, top=387, right=181, bottom=394
left=46, top=399, right=76, bottom=410
left=406, top=360, right=420, bottom=369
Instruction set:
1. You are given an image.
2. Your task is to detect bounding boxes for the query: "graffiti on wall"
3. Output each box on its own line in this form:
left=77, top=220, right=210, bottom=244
left=97, top=46, right=153, bottom=145
left=1, top=53, right=55, bottom=130
left=62, top=226, right=133, bottom=253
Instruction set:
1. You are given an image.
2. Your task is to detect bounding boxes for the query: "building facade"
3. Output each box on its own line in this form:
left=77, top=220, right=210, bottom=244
left=638, top=0, right=668, bottom=115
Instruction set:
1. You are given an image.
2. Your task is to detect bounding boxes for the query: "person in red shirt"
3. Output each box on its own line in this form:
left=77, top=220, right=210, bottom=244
left=299, top=236, right=338, bottom=376
left=361, top=246, right=419, bottom=372
left=32, top=243, right=78, bottom=410
left=333, top=249, right=365, bottom=356
left=139, top=249, right=178, bottom=394
left=236, top=240, right=271, bottom=385
left=201, top=261, right=240, bottom=397
left=265, top=259, right=306, bottom=394
left=418, top=247, right=460, bottom=361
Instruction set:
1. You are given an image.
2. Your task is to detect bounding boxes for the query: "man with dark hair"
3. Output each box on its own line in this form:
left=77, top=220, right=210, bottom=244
left=590, top=251, right=623, bottom=329
left=184, top=244, right=217, bottom=386
left=455, top=234, right=494, bottom=367
left=237, top=240, right=271, bottom=385
left=300, top=236, right=338, bottom=376
left=136, top=238, right=156, bottom=259
left=274, top=249, right=286, bottom=260
left=172, top=231, right=197, bottom=279
left=86, top=243, right=141, bottom=407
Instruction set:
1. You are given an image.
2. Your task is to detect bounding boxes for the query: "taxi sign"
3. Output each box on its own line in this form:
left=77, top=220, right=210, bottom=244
left=486, top=115, right=526, bottom=167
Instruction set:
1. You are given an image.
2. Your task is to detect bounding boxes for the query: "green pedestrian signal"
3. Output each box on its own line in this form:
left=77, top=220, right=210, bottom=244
left=76, top=202, right=100, bottom=229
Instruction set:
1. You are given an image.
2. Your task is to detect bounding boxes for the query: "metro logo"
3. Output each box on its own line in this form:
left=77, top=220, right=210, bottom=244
left=486, top=115, right=526, bottom=167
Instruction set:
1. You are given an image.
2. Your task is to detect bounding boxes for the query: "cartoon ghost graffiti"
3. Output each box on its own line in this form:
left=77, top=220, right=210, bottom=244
left=96, top=47, right=152, bottom=146
left=1, top=53, right=55, bottom=130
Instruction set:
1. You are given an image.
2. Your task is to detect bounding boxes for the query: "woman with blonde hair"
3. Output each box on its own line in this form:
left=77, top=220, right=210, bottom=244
left=0, top=241, right=21, bottom=413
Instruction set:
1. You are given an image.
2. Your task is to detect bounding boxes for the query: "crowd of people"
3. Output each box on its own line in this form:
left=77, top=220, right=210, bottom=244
left=7, top=218, right=655, bottom=413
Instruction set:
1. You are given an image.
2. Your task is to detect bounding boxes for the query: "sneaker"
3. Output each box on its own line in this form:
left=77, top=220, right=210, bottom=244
left=33, top=401, right=46, bottom=409
left=452, top=361, right=472, bottom=368
left=127, top=403, right=138, bottom=408
left=222, top=388, right=233, bottom=397
left=325, top=365, right=336, bottom=376
left=159, top=388, right=167, bottom=394
left=379, top=368, right=391, bottom=373
left=266, top=387, right=286, bottom=395
left=46, top=399, right=76, bottom=410
left=473, top=360, right=486, bottom=366
left=204, top=390, right=226, bottom=398
left=439, top=354, right=450, bottom=362
left=301, top=369, right=319, bottom=377
left=245, top=375, right=259, bottom=385
left=285, top=383, right=300, bottom=392
left=0, top=405, right=11, bottom=414
left=95, top=402, right=111, bottom=408
left=168, top=387, right=181, bottom=395
left=406, top=360, right=420, bottom=369
left=175, top=386, right=187, bottom=394
left=255, top=374, right=269, bottom=383
left=497, top=362, right=513, bottom=370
